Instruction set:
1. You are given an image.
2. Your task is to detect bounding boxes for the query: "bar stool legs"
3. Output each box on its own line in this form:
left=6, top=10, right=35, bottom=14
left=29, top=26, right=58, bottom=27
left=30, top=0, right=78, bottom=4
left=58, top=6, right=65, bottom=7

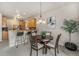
left=15, top=36, right=25, bottom=48
left=15, top=36, right=18, bottom=48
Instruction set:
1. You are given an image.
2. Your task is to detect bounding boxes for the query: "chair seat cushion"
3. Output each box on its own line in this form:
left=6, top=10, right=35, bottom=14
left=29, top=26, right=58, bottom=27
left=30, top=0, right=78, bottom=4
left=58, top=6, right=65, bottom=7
left=38, top=43, right=44, bottom=49
left=46, top=43, right=55, bottom=48
left=32, top=43, right=44, bottom=49
left=42, top=39, right=50, bottom=42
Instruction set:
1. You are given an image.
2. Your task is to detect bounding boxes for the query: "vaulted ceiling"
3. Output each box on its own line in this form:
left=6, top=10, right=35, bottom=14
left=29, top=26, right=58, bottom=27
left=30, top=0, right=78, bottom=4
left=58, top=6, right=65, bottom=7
left=0, top=2, right=77, bottom=18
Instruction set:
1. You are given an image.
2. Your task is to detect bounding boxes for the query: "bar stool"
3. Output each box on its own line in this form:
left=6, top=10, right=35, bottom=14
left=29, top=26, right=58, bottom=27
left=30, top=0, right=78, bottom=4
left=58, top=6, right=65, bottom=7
left=15, top=31, right=25, bottom=48
left=24, top=31, right=29, bottom=44
left=25, top=31, right=32, bottom=43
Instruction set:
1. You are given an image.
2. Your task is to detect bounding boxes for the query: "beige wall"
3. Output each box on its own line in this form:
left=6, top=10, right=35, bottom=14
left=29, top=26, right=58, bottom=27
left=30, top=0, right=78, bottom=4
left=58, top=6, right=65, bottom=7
left=0, top=13, right=2, bottom=42
left=37, top=3, right=79, bottom=47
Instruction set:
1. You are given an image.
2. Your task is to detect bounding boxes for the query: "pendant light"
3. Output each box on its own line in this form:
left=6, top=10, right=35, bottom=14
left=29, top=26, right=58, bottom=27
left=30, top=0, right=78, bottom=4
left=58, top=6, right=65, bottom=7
left=15, top=10, right=24, bottom=20
left=37, top=2, right=46, bottom=24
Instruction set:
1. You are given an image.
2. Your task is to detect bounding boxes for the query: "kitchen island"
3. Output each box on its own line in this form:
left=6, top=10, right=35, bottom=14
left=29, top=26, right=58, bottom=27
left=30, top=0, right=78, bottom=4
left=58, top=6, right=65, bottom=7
left=8, top=30, right=28, bottom=47
left=9, top=30, right=17, bottom=47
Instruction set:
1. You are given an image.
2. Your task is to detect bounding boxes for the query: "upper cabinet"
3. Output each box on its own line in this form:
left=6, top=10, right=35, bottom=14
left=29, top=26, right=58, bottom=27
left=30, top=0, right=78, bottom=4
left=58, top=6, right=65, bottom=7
left=19, top=20, right=25, bottom=30
left=27, top=17, right=36, bottom=29
left=2, top=16, right=8, bottom=27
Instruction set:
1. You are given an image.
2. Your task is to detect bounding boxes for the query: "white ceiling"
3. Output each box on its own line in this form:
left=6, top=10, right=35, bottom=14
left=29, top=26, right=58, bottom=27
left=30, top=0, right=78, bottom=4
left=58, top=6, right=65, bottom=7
left=0, top=2, right=77, bottom=18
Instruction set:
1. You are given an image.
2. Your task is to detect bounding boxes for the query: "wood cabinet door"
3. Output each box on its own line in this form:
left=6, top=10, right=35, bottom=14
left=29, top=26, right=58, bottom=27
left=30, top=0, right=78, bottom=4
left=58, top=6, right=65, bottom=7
left=27, top=17, right=36, bottom=28
left=2, top=31, right=8, bottom=40
left=19, top=20, right=25, bottom=30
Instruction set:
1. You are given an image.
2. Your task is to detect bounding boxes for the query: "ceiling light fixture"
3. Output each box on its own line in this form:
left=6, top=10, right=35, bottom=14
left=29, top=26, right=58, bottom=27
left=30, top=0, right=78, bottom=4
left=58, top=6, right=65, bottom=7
left=37, top=2, right=46, bottom=24
left=15, top=10, right=24, bottom=20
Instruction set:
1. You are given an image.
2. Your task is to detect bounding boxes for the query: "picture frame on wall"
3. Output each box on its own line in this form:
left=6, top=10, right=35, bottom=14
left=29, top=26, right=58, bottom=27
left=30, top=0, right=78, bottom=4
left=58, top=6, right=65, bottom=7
left=47, top=16, right=56, bottom=28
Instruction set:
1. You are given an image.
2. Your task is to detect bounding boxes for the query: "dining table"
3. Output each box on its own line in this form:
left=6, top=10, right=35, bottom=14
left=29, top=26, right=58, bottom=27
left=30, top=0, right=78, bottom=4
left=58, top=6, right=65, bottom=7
left=31, top=35, right=53, bottom=54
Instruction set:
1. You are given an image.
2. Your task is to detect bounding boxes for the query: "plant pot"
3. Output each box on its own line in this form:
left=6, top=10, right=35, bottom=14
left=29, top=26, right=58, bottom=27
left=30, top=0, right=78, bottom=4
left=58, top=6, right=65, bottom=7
left=65, top=42, right=77, bottom=51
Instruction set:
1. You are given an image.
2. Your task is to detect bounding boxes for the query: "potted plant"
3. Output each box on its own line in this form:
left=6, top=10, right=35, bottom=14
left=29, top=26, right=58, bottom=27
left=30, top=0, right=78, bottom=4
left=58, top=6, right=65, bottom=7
left=61, top=19, right=79, bottom=51
left=41, top=31, right=47, bottom=39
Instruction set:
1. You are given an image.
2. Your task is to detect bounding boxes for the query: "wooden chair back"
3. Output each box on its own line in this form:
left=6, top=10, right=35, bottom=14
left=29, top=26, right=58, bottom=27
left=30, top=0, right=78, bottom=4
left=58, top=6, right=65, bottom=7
left=55, top=33, right=61, bottom=49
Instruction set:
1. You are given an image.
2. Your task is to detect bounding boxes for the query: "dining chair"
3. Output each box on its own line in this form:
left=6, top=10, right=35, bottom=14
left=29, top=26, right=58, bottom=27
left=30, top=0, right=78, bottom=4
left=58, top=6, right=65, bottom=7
left=30, top=32, right=44, bottom=56
left=46, top=33, right=61, bottom=56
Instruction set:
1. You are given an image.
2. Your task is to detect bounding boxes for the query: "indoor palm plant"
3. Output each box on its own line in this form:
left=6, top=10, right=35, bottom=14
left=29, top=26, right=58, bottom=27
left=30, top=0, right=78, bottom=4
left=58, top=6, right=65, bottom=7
left=61, top=19, right=79, bottom=51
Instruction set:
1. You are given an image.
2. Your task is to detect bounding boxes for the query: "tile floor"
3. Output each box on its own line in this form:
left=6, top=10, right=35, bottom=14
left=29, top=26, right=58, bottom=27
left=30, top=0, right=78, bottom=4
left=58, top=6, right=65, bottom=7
left=0, top=40, right=79, bottom=56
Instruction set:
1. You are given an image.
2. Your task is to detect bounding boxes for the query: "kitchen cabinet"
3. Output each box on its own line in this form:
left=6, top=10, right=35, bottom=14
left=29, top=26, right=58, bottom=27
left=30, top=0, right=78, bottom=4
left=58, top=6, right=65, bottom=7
left=2, top=16, right=8, bottom=41
left=27, top=17, right=36, bottom=29
left=19, top=20, right=25, bottom=30
left=2, top=31, right=8, bottom=40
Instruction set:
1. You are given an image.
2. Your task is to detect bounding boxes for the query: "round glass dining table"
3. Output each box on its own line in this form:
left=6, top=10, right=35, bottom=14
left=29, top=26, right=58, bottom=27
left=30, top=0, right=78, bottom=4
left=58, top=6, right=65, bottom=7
left=32, top=35, right=53, bottom=54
